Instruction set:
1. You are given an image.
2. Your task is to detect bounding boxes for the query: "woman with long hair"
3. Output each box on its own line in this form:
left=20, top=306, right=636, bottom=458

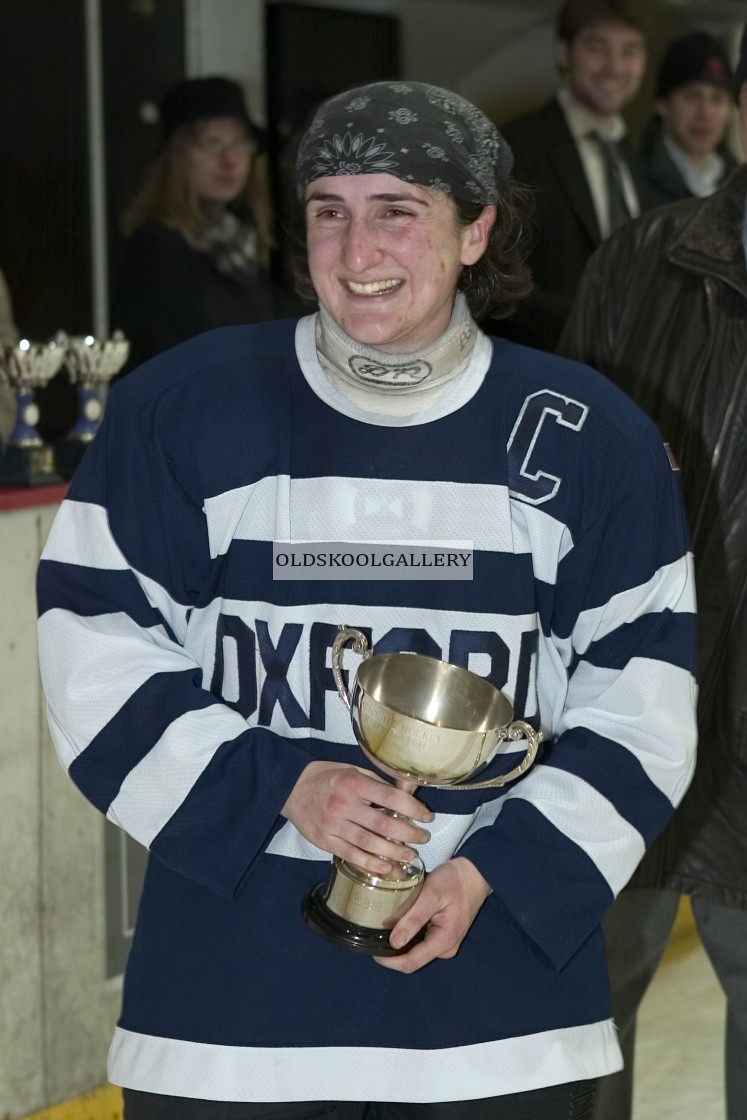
left=115, top=76, right=298, bottom=371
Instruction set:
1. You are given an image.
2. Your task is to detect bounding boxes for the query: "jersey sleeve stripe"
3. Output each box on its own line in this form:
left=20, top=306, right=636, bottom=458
left=555, top=555, right=695, bottom=648
left=558, top=660, right=697, bottom=803
left=68, top=668, right=221, bottom=812
left=38, top=562, right=174, bottom=632
left=541, top=732, right=675, bottom=842
left=579, top=609, right=697, bottom=675
left=462, top=770, right=645, bottom=895
left=41, top=499, right=129, bottom=568
left=38, top=608, right=204, bottom=763
left=106, top=704, right=254, bottom=847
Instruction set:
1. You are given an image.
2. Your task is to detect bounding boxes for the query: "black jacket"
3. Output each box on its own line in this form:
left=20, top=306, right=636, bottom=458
left=36, top=222, right=305, bottom=442
left=559, top=167, right=747, bottom=908
left=498, top=97, right=650, bottom=352
left=114, top=222, right=303, bottom=373
left=640, top=117, right=739, bottom=208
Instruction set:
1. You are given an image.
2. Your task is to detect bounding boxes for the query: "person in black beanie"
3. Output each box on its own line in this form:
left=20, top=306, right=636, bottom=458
left=640, top=30, right=737, bottom=206
left=560, top=23, right=747, bottom=1120
left=114, top=76, right=301, bottom=373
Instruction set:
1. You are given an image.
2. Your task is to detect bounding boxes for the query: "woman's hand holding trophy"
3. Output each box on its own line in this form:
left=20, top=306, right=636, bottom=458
left=285, top=626, right=541, bottom=962
left=376, top=856, right=494, bottom=974
left=281, top=759, right=433, bottom=882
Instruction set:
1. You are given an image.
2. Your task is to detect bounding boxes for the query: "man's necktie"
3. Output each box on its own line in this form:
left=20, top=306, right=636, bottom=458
left=590, top=132, right=632, bottom=235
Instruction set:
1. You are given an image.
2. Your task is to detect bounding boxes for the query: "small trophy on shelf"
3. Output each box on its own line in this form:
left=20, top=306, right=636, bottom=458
left=0, top=338, right=68, bottom=486
left=54, top=330, right=129, bottom=478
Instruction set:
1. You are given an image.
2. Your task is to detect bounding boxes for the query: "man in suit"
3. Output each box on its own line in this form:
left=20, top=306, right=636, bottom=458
left=498, top=0, right=651, bottom=351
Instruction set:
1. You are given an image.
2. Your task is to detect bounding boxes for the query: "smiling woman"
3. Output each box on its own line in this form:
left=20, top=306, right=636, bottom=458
left=289, top=80, right=533, bottom=411
left=291, top=83, right=534, bottom=356
left=303, top=177, right=493, bottom=353
left=37, top=78, right=697, bottom=1120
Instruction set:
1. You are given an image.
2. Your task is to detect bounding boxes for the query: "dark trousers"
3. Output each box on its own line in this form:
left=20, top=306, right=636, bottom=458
left=592, top=887, right=747, bottom=1120
left=124, top=1082, right=596, bottom=1120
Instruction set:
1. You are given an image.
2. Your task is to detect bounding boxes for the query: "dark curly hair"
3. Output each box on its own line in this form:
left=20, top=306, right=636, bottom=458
left=452, top=181, right=534, bottom=321
left=556, top=0, right=653, bottom=43
left=288, top=177, right=535, bottom=323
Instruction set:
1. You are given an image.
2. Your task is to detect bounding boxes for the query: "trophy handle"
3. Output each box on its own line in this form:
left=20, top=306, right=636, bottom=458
left=331, top=626, right=371, bottom=711
left=452, top=721, right=542, bottom=790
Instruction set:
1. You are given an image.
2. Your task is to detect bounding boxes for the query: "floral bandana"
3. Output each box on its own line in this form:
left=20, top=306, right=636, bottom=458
left=295, top=81, right=513, bottom=205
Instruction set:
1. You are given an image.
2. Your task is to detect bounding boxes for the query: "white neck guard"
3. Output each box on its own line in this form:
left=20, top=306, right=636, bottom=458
left=314, top=293, right=479, bottom=416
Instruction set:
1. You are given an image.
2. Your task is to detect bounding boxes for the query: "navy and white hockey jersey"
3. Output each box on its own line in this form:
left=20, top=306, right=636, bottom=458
left=37, top=317, right=697, bottom=1103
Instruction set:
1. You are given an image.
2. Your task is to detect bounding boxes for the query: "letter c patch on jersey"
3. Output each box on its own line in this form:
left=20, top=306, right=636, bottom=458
left=507, top=390, right=589, bottom=505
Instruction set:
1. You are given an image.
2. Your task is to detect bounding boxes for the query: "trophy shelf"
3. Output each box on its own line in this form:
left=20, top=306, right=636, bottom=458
left=0, top=481, right=68, bottom=512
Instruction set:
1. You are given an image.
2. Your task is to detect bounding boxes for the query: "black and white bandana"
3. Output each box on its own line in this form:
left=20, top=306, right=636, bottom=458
left=295, top=81, right=513, bottom=205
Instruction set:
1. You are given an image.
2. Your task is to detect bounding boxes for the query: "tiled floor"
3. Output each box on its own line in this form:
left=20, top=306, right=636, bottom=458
left=632, top=934, right=726, bottom=1119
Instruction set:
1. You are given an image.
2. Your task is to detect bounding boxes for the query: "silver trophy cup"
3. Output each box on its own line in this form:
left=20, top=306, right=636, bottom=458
left=54, top=331, right=130, bottom=478
left=302, top=626, right=542, bottom=954
left=0, top=339, right=68, bottom=485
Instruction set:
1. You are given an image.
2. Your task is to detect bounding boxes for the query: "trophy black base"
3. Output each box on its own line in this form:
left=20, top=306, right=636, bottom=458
left=303, top=884, right=426, bottom=956
left=0, top=444, right=61, bottom=487
left=54, top=438, right=90, bottom=480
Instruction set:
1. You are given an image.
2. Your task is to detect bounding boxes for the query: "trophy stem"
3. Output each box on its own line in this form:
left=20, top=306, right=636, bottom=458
left=303, top=855, right=426, bottom=956
left=394, top=778, right=419, bottom=796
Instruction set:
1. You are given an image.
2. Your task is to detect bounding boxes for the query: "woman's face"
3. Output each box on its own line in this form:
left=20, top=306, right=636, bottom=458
left=304, top=173, right=493, bottom=354
left=186, top=117, right=253, bottom=206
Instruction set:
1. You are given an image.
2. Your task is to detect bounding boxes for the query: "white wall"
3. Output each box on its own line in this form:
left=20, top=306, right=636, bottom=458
left=185, top=0, right=555, bottom=124
left=186, top=0, right=267, bottom=121
left=397, top=0, right=556, bottom=120
left=184, top=0, right=744, bottom=150
left=0, top=499, right=121, bottom=1119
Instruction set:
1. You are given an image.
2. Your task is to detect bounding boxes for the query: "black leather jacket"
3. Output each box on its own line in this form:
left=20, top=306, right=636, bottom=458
left=559, top=166, right=747, bottom=909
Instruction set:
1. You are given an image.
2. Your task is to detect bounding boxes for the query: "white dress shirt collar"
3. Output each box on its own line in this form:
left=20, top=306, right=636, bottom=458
left=662, top=133, right=725, bottom=199
left=557, top=86, right=627, bottom=144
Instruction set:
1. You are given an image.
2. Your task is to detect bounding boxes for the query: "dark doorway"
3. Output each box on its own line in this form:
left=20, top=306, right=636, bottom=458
left=0, top=0, right=90, bottom=341
left=265, top=2, right=400, bottom=284
left=34, top=0, right=186, bottom=444
left=101, top=0, right=186, bottom=323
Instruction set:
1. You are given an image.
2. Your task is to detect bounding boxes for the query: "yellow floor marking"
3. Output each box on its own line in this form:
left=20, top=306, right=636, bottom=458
left=20, top=1083, right=122, bottom=1120
left=662, top=895, right=699, bottom=966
